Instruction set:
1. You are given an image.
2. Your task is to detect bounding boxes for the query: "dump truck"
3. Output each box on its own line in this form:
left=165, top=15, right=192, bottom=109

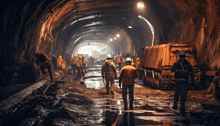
left=140, top=43, right=201, bottom=89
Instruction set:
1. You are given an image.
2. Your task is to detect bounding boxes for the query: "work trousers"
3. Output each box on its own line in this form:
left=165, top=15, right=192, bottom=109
left=76, top=66, right=84, bottom=77
left=40, top=63, right=53, bottom=79
left=105, top=78, right=114, bottom=94
left=71, top=65, right=76, bottom=73
left=173, top=83, right=188, bottom=114
left=122, top=85, right=134, bottom=109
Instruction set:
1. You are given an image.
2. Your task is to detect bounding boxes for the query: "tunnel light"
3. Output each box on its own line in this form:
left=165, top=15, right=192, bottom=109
left=128, top=26, right=133, bottom=29
left=116, top=34, right=120, bottom=38
left=137, top=2, right=144, bottom=9
left=110, top=39, right=113, bottom=41
left=114, top=38, right=116, bottom=40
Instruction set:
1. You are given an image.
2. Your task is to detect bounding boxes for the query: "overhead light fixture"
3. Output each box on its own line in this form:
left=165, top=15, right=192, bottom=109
left=128, top=26, right=133, bottom=29
left=114, top=38, right=116, bottom=40
left=137, top=1, right=144, bottom=9
left=116, top=34, right=120, bottom=38
left=110, top=39, right=113, bottom=41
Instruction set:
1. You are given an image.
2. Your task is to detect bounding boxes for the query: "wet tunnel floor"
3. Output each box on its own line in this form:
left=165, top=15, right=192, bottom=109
left=1, top=66, right=220, bottom=126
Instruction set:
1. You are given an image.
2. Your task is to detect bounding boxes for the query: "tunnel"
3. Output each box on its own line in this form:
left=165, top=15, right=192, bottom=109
left=1, top=0, right=220, bottom=84
left=2, top=1, right=220, bottom=125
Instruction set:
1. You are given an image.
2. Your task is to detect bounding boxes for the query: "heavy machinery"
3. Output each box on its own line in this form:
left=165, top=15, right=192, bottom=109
left=140, top=43, right=201, bottom=89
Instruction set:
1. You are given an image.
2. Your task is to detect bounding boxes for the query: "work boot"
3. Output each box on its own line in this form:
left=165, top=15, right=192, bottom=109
left=124, top=105, right=128, bottom=110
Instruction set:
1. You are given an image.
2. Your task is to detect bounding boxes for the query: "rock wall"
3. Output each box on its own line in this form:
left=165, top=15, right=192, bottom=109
left=168, top=0, right=220, bottom=70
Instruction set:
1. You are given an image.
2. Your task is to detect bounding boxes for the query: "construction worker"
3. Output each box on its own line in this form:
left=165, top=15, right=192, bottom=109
left=118, top=55, right=122, bottom=71
left=135, top=57, right=142, bottom=79
left=70, top=56, right=77, bottom=74
left=119, top=57, right=138, bottom=110
left=57, top=55, right=63, bottom=69
left=171, top=50, right=194, bottom=115
left=102, top=54, right=117, bottom=95
left=76, top=56, right=84, bottom=77
left=35, top=52, right=53, bottom=80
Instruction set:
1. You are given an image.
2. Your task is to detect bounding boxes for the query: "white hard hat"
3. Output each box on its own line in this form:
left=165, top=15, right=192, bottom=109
left=179, top=50, right=186, bottom=56
left=126, top=57, right=132, bottom=62
left=106, top=54, right=111, bottom=59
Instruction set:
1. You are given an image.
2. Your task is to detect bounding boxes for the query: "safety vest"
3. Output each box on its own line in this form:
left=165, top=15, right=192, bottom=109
left=118, top=57, right=122, bottom=63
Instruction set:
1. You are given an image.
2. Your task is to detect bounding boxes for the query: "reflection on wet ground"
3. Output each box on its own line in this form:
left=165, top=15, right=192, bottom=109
left=84, top=66, right=143, bottom=89
left=84, top=66, right=207, bottom=125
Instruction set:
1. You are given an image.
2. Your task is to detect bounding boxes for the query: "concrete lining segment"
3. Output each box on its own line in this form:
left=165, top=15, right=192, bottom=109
left=0, top=79, right=48, bottom=114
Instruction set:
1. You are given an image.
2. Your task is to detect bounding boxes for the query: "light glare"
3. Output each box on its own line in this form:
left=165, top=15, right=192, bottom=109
left=137, top=2, right=144, bottom=8
left=116, top=34, right=120, bottom=38
left=128, top=26, right=133, bottom=29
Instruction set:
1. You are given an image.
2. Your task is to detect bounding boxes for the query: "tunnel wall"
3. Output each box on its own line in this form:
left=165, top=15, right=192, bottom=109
left=162, top=0, right=220, bottom=71
left=1, top=0, right=220, bottom=85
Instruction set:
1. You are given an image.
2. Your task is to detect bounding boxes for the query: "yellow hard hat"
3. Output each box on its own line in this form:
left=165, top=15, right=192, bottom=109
left=137, top=58, right=139, bottom=60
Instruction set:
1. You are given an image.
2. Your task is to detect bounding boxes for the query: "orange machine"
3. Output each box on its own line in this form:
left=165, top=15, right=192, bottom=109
left=141, top=42, right=201, bottom=89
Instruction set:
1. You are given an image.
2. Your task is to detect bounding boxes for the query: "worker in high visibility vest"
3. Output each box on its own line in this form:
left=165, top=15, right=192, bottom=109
left=76, top=56, right=84, bottom=77
left=57, top=55, right=63, bottom=69
left=134, top=57, right=142, bottom=79
left=70, top=56, right=77, bottom=74
left=118, top=56, right=122, bottom=71
left=119, top=57, right=138, bottom=109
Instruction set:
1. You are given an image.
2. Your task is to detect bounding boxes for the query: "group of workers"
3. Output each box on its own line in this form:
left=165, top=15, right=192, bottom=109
left=101, top=54, right=138, bottom=110
left=35, top=53, right=87, bottom=81
left=70, top=55, right=86, bottom=77
left=36, top=50, right=193, bottom=115
left=102, top=50, right=194, bottom=115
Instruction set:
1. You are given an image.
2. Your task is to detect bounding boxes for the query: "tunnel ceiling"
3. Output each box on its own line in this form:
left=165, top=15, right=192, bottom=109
left=1, top=0, right=220, bottom=70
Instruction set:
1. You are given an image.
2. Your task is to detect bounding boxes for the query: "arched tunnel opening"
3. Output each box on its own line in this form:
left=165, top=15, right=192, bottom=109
left=1, top=0, right=220, bottom=125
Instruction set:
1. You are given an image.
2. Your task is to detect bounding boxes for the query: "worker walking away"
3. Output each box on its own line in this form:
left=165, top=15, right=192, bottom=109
left=57, top=55, right=63, bottom=69
left=76, top=56, right=84, bottom=77
left=102, top=54, right=117, bottom=95
left=171, top=50, right=194, bottom=115
left=35, top=52, right=53, bottom=80
left=118, top=55, right=122, bottom=71
left=70, top=56, right=77, bottom=74
left=119, top=57, right=138, bottom=110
